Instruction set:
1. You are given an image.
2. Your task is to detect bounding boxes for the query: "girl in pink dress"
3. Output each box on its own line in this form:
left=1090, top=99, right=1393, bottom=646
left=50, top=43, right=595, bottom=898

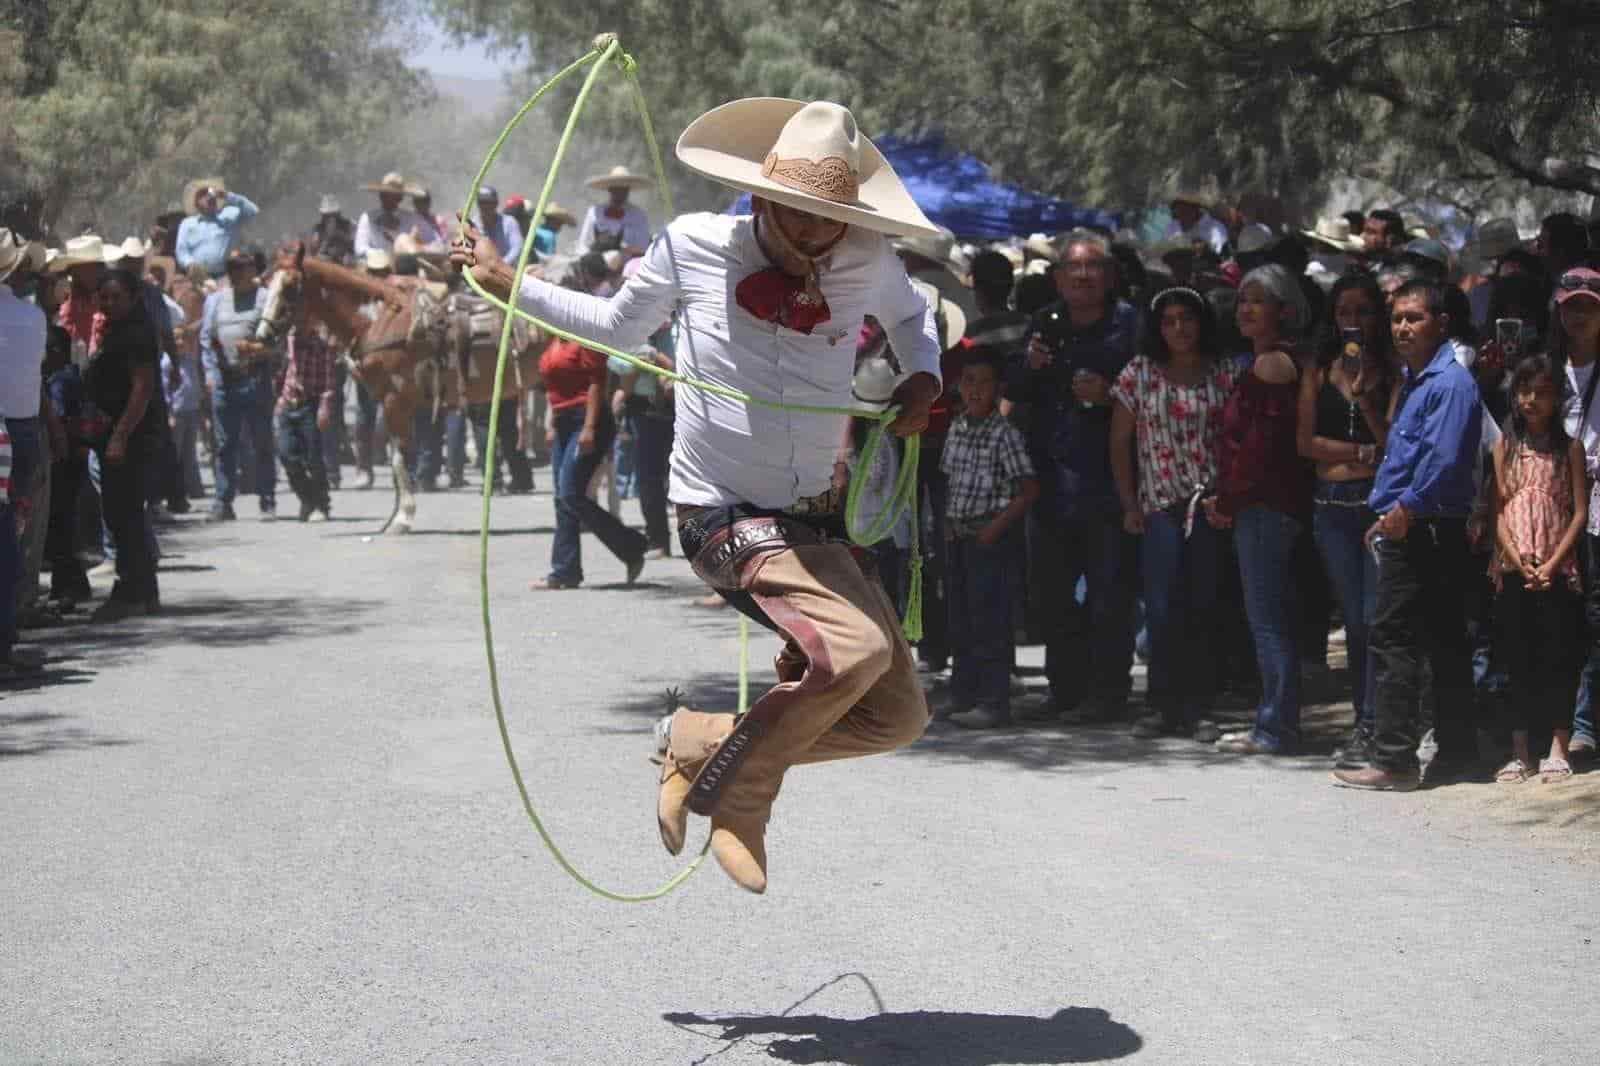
left=1490, top=356, right=1588, bottom=783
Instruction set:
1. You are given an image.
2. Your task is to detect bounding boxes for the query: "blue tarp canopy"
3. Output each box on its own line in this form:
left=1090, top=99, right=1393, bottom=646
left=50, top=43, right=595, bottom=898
left=726, top=135, right=1117, bottom=240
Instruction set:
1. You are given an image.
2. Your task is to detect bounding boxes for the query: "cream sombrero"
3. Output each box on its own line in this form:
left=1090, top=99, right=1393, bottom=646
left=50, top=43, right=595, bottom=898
left=0, top=229, right=47, bottom=283
left=183, top=177, right=228, bottom=216
left=45, top=234, right=109, bottom=273
left=584, top=165, right=654, bottom=191
left=540, top=201, right=578, bottom=227
left=676, top=98, right=940, bottom=239
left=363, top=172, right=409, bottom=195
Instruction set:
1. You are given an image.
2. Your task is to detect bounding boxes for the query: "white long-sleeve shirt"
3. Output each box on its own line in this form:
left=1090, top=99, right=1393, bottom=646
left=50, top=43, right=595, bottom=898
left=516, top=212, right=942, bottom=509
left=354, top=209, right=443, bottom=257
left=575, top=203, right=652, bottom=255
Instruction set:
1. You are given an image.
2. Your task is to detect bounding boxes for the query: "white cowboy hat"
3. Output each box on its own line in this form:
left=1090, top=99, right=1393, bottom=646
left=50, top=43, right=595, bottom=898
left=183, top=177, right=228, bottom=216
left=1300, top=217, right=1365, bottom=254
left=105, top=236, right=151, bottom=264
left=676, top=98, right=940, bottom=239
left=0, top=228, right=47, bottom=283
left=365, top=249, right=394, bottom=272
left=45, top=234, right=109, bottom=273
left=363, top=171, right=409, bottom=195
left=1023, top=233, right=1060, bottom=263
left=584, top=164, right=655, bottom=191
left=319, top=194, right=342, bottom=215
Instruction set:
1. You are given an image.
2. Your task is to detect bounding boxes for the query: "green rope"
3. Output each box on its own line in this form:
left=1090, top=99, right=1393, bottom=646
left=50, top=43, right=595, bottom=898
left=462, top=35, right=923, bottom=901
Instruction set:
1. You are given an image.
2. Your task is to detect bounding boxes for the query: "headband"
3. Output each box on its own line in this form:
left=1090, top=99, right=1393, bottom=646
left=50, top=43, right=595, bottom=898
left=1149, top=286, right=1204, bottom=312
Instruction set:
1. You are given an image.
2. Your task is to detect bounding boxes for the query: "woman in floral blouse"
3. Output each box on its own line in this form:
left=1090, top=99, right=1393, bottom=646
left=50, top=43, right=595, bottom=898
left=1111, top=287, right=1239, bottom=743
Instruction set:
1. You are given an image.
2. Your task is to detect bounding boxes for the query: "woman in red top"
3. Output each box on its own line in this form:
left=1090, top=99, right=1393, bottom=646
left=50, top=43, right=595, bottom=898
left=536, top=274, right=649, bottom=588
left=1206, top=264, right=1311, bottom=755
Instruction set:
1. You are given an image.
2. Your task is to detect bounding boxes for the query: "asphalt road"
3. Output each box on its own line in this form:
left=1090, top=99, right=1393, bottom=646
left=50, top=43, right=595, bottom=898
left=3, top=469, right=1596, bottom=1065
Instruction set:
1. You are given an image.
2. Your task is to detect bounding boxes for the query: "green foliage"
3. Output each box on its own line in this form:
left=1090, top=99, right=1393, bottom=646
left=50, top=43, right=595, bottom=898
left=0, top=0, right=428, bottom=236
left=431, top=0, right=1600, bottom=213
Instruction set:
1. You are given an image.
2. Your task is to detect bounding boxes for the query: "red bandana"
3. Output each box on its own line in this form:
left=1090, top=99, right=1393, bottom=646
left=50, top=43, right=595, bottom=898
left=604, top=206, right=626, bottom=221
left=735, top=269, right=832, bottom=334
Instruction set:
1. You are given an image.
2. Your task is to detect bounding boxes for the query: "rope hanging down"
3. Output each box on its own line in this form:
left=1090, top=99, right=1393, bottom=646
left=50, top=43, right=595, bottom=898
left=459, top=34, right=923, bottom=901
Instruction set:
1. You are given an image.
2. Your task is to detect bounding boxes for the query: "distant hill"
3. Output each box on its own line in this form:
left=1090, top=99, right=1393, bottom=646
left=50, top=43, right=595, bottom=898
left=428, top=74, right=512, bottom=118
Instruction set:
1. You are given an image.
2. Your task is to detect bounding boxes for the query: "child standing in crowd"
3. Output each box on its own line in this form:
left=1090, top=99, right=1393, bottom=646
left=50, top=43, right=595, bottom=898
left=1490, top=356, right=1586, bottom=783
left=941, top=350, right=1038, bottom=729
left=1111, top=288, right=1238, bottom=744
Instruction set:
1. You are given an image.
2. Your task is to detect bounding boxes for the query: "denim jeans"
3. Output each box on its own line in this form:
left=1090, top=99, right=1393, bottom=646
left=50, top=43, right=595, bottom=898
left=947, top=531, right=1017, bottom=714
left=213, top=376, right=275, bottom=509
left=1141, top=506, right=1221, bottom=728
left=1313, top=481, right=1378, bottom=731
left=171, top=410, right=204, bottom=498
left=549, top=407, right=647, bottom=585
left=1370, top=518, right=1476, bottom=771
left=275, top=404, right=330, bottom=512
left=1030, top=501, right=1136, bottom=709
left=410, top=405, right=448, bottom=485
left=1234, top=505, right=1302, bottom=750
left=467, top=403, right=534, bottom=490
left=1, top=418, right=41, bottom=655
left=97, top=438, right=160, bottom=605
left=1571, top=534, right=1600, bottom=744
left=629, top=408, right=673, bottom=549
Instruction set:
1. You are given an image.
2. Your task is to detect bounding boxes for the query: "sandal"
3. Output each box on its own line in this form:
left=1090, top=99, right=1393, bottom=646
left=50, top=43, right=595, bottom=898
left=1538, top=756, right=1573, bottom=783
left=1494, top=758, right=1533, bottom=783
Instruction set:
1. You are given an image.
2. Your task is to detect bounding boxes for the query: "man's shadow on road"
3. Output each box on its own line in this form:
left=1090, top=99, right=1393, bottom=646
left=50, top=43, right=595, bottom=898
left=665, top=1004, right=1141, bottom=1065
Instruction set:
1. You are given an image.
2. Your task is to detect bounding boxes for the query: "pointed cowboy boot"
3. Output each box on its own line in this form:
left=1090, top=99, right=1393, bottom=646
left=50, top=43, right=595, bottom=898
left=710, top=811, right=769, bottom=894
left=654, top=706, right=735, bottom=855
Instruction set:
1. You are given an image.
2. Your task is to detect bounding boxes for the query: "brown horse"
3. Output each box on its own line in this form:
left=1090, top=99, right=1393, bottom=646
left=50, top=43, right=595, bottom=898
left=259, top=242, right=444, bottom=533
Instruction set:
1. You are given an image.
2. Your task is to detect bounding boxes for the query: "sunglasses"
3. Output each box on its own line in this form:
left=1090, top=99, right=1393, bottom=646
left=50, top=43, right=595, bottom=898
left=1558, top=272, right=1600, bottom=295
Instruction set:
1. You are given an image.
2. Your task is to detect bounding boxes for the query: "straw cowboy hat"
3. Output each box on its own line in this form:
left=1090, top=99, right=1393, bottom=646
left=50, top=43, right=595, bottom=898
left=363, top=172, right=409, bottom=195
left=1468, top=218, right=1522, bottom=262
left=104, top=236, right=151, bottom=264
left=0, top=228, right=47, bottom=283
left=540, top=201, right=578, bottom=227
left=45, top=234, right=110, bottom=272
left=1300, top=217, right=1365, bottom=254
left=893, top=223, right=962, bottom=275
left=584, top=164, right=654, bottom=191
left=182, top=177, right=228, bottom=216
left=1023, top=233, right=1060, bottom=263
left=676, top=98, right=940, bottom=239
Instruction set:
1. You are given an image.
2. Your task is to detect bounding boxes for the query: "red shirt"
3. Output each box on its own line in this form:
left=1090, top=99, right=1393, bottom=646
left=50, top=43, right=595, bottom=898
left=58, top=290, right=106, bottom=355
left=539, top=337, right=607, bottom=412
left=1215, top=368, right=1310, bottom=519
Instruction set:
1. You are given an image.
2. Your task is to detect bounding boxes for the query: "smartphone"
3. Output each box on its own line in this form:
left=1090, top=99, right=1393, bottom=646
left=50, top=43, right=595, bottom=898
left=1339, top=328, right=1364, bottom=379
left=1496, top=318, right=1525, bottom=362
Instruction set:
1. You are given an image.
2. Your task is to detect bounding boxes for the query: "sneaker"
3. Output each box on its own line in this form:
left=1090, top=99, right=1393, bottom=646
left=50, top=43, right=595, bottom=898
left=1216, top=730, right=1280, bottom=755
left=205, top=504, right=237, bottom=523
left=259, top=504, right=277, bottom=522
left=298, top=500, right=317, bottom=522
left=625, top=554, right=646, bottom=585
left=1570, top=734, right=1596, bottom=759
left=644, top=546, right=672, bottom=561
left=1332, top=765, right=1420, bottom=791
left=950, top=707, right=1008, bottom=730
left=166, top=498, right=192, bottom=515
left=87, top=559, right=117, bottom=579
left=353, top=468, right=375, bottom=491
left=1014, top=694, right=1063, bottom=724
left=1192, top=719, right=1222, bottom=744
left=91, top=598, right=150, bottom=624
left=308, top=508, right=329, bottom=524
left=1333, top=728, right=1375, bottom=769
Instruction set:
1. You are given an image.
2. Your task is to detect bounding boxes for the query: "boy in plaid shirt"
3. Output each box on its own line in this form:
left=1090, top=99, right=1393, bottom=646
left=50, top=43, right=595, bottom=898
left=940, top=349, right=1039, bottom=728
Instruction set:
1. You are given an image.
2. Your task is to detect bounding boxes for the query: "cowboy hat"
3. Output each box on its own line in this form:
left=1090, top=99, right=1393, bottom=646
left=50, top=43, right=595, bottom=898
left=363, top=172, right=409, bottom=195
left=540, top=201, right=578, bottom=227
left=676, top=98, right=939, bottom=239
left=45, top=234, right=109, bottom=273
left=393, top=234, right=447, bottom=280
left=1300, top=217, right=1365, bottom=254
left=1468, top=218, right=1521, bottom=261
left=893, top=224, right=960, bottom=273
left=1236, top=222, right=1276, bottom=255
left=104, top=236, right=151, bottom=264
left=183, top=177, right=228, bottom=216
left=1023, top=233, right=1061, bottom=263
left=584, top=164, right=654, bottom=191
left=365, top=249, right=394, bottom=272
left=0, top=228, right=47, bottom=283
left=319, top=194, right=342, bottom=215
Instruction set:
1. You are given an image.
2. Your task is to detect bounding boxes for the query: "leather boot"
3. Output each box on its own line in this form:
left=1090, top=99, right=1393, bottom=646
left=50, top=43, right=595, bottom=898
left=710, top=812, right=769, bottom=894
left=655, top=707, right=734, bottom=855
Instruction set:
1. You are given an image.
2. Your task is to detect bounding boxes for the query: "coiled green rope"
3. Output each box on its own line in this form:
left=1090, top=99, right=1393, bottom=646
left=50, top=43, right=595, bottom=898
left=460, top=35, right=922, bottom=901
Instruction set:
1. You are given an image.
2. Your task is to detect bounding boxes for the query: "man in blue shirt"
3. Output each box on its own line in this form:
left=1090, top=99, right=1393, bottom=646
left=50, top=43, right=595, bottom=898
left=1335, top=280, right=1483, bottom=791
left=470, top=186, right=524, bottom=264
left=1007, top=231, right=1139, bottom=722
left=175, top=181, right=258, bottom=278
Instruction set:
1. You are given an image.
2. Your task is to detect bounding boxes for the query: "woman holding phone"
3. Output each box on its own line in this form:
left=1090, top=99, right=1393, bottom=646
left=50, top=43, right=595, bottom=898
left=1296, top=273, right=1396, bottom=768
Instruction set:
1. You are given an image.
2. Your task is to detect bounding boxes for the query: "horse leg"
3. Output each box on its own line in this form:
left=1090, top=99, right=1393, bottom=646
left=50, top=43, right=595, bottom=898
left=379, top=387, right=418, bottom=535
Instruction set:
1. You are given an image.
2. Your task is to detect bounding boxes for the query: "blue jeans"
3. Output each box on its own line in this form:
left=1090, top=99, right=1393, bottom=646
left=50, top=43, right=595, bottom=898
left=275, top=404, right=329, bottom=511
left=947, top=530, right=1016, bottom=713
left=213, top=376, right=275, bottom=509
left=630, top=408, right=673, bottom=549
left=1141, top=507, right=1221, bottom=728
left=1031, top=501, right=1137, bottom=708
left=549, top=407, right=646, bottom=585
left=1234, top=505, right=1302, bottom=750
left=1571, top=534, right=1600, bottom=744
left=171, top=410, right=204, bottom=497
left=1312, top=481, right=1378, bottom=731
